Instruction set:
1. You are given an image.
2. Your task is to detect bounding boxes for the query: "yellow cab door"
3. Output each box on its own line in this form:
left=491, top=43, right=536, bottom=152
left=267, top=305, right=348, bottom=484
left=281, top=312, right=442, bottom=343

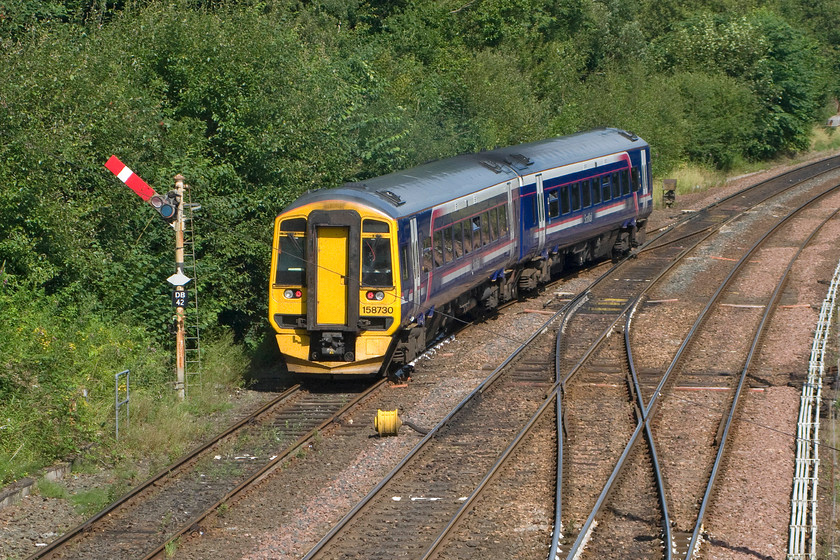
left=307, top=209, right=361, bottom=331
left=315, top=226, right=349, bottom=325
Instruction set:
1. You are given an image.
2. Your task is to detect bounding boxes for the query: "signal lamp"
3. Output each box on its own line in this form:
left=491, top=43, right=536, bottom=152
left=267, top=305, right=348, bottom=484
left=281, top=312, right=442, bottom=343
left=148, top=194, right=178, bottom=222
left=284, top=289, right=302, bottom=299
left=366, top=290, right=385, bottom=301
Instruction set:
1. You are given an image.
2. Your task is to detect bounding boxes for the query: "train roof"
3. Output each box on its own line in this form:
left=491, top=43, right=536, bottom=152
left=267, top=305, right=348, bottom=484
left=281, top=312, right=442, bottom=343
left=280, top=128, right=649, bottom=219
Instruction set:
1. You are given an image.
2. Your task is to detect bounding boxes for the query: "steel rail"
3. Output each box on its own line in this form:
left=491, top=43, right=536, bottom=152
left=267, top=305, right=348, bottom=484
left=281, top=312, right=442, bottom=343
left=26, top=384, right=303, bottom=560
left=422, top=208, right=706, bottom=559
left=648, top=184, right=840, bottom=560
left=684, top=198, right=840, bottom=560
left=553, top=236, right=710, bottom=560
left=561, top=182, right=840, bottom=559
left=625, top=301, right=674, bottom=559
left=369, top=247, right=649, bottom=559
left=300, top=284, right=581, bottom=559
left=438, top=163, right=840, bottom=560
left=642, top=155, right=840, bottom=253
left=305, top=159, right=840, bottom=560
left=144, top=377, right=387, bottom=560
left=548, top=169, right=758, bottom=559
left=650, top=184, right=839, bottom=560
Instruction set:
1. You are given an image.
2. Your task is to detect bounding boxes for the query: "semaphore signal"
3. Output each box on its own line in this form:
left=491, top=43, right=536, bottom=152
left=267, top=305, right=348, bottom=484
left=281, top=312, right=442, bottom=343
left=104, top=156, right=191, bottom=399
left=105, top=155, right=179, bottom=223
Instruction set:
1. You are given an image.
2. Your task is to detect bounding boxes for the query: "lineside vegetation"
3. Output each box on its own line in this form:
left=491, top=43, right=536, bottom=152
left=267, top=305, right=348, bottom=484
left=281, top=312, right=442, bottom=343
left=1, top=0, right=839, bottom=482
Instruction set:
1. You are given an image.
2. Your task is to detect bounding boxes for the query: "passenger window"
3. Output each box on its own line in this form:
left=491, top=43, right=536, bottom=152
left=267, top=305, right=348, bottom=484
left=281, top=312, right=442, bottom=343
left=453, top=222, right=464, bottom=259
left=621, top=170, right=630, bottom=195
left=601, top=176, right=611, bottom=201
left=489, top=207, right=499, bottom=240
left=560, top=186, right=570, bottom=214
left=362, top=237, right=392, bottom=287
left=433, top=230, right=444, bottom=267
left=422, top=236, right=432, bottom=273
left=480, top=212, right=490, bottom=246
left=612, top=172, right=621, bottom=198
left=632, top=168, right=641, bottom=192
left=463, top=220, right=472, bottom=253
left=591, top=178, right=600, bottom=204
left=443, top=227, right=454, bottom=263
left=581, top=181, right=591, bottom=208
left=547, top=191, right=559, bottom=218
left=471, top=216, right=482, bottom=247
left=570, top=183, right=581, bottom=211
left=400, top=245, right=409, bottom=281
left=499, top=205, right=509, bottom=238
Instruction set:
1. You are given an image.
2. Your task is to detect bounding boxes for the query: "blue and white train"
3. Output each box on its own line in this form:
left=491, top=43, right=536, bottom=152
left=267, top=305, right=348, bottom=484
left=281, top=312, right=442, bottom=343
left=269, top=128, right=652, bottom=375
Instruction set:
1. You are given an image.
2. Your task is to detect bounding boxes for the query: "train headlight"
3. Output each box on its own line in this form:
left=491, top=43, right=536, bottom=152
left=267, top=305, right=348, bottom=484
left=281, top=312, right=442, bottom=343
left=284, top=289, right=302, bottom=299
left=366, top=290, right=385, bottom=301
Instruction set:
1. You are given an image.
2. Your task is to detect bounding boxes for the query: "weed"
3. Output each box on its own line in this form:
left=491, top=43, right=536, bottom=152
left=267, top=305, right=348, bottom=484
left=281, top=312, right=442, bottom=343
left=36, top=479, right=69, bottom=500
left=70, top=487, right=110, bottom=516
left=217, top=501, right=229, bottom=518
left=164, top=537, right=179, bottom=558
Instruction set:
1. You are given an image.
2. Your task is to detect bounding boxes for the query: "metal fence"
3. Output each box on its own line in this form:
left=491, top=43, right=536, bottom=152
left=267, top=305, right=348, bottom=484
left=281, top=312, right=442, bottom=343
left=115, top=369, right=130, bottom=440
left=788, top=259, right=840, bottom=559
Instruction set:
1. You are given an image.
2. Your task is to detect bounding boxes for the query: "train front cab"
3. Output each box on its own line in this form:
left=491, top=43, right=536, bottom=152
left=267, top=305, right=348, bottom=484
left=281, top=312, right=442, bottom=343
left=269, top=203, right=401, bottom=375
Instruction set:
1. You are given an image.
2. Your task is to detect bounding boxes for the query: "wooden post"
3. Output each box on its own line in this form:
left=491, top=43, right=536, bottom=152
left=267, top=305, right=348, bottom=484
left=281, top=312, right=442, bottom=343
left=174, top=174, right=186, bottom=400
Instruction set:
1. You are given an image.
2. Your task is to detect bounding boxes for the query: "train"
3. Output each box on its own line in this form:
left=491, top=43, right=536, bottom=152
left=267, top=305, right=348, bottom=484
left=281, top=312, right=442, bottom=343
left=269, top=128, right=653, bottom=376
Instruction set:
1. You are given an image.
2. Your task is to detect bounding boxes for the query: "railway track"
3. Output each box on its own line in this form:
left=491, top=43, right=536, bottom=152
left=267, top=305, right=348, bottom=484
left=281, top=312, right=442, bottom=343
left=302, top=300, right=564, bottom=559
left=563, top=179, right=840, bottom=559
left=26, top=380, right=383, bottom=560
left=22, top=156, right=840, bottom=560
left=300, top=157, right=840, bottom=560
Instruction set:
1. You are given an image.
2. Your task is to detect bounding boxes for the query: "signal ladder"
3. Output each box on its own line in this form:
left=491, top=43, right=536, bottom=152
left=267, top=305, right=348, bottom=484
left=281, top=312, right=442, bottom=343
left=181, top=186, right=202, bottom=396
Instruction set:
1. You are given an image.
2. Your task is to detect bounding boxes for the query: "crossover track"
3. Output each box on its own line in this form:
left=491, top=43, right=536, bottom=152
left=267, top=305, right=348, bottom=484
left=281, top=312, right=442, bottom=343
left=26, top=155, right=840, bottom=560
left=26, top=380, right=384, bottom=560
left=302, top=157, right=840, bottom=559
left=557, top=186, right=840, bottom=558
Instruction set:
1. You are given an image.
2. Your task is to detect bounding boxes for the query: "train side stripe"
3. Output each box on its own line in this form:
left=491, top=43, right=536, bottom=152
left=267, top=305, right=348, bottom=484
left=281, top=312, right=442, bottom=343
left=546, top=216, right=583, bottom=236
left=595, top=200, right=627, bottom=218
left=440, top=241, right=514, bottom=284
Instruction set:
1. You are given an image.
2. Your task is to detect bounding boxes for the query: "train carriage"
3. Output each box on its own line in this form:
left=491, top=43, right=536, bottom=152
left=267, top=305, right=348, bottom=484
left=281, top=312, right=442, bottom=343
left=269, top=128, right=652, bottom=376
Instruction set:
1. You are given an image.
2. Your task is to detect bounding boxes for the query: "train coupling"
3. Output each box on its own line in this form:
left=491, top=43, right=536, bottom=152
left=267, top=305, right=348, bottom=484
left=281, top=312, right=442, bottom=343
left=311, top=331, right=355, bottom=362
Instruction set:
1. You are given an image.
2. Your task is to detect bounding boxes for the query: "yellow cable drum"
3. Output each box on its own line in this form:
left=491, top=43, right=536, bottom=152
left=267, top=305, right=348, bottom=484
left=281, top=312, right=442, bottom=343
left=374, top=409, right=402, bottom=436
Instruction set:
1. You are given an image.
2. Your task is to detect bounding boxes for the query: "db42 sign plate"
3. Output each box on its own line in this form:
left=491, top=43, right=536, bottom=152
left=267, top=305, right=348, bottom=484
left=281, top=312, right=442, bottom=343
left=172, top=289, right=188, bottom=308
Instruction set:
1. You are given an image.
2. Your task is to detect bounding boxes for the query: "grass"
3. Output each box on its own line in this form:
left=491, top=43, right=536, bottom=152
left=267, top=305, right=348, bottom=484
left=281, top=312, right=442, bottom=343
left=1, top=330, right=252, bottom=527
left=37, top=477, right=127, bottom=516
left=70, top=487, right=111, bottom=516
left=653, top=124, right=840, bottom=208
left=36, top=479, right=69, bottom=500
left=110, top=332, right=249, bottom=467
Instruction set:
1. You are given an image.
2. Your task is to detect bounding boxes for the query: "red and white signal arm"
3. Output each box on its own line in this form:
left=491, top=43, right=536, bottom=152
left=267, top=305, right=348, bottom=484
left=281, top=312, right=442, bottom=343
left=105, top=156, right=178, bottom=222
left=105, top=156, right=156, bottom=200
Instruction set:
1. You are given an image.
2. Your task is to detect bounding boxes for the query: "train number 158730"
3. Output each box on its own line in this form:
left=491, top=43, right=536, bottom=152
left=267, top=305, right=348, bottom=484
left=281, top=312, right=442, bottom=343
left=362, top=305, right=394, bottom=315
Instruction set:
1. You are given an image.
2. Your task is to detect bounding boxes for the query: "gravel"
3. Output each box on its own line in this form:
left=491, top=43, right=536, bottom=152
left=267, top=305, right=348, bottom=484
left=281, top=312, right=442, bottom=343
left=3, top=154, right=839, bottom=560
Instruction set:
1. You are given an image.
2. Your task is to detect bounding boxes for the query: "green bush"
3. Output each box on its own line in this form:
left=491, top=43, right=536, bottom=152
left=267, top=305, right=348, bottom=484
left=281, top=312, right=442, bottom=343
left=0, top=277, right=169, bottom=483
left=1, top=0, right=839, bottom=483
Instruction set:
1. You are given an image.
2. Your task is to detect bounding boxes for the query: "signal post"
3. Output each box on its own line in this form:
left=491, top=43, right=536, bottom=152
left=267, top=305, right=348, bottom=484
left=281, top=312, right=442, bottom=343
left=106, top=156, right=191, bottom=400
left=173, top=174, right=187, bottom=400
